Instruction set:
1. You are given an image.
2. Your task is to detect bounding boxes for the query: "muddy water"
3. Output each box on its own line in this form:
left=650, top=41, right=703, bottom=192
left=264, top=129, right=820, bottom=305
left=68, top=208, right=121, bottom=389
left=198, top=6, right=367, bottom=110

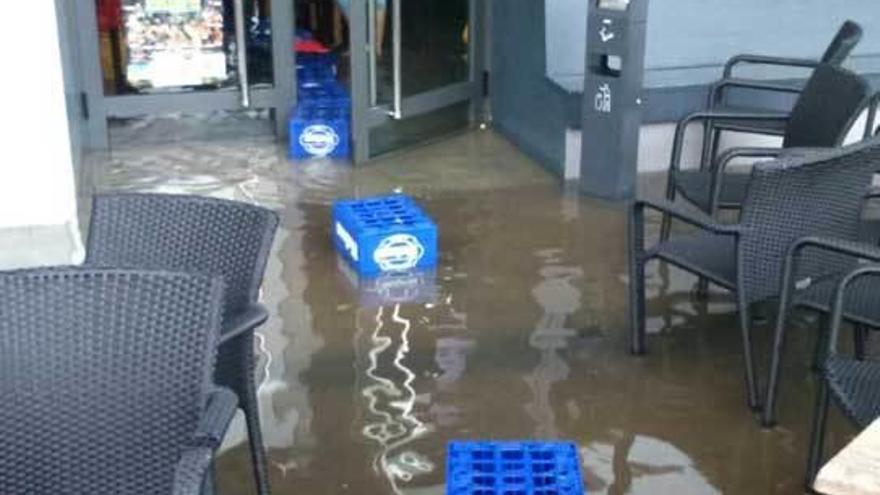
left=94, top=131, right=857, bottom=495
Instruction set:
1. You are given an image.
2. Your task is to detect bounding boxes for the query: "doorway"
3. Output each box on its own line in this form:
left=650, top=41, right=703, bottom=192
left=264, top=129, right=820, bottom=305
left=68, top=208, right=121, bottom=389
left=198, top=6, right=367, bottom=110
left=79, top=0, right=295, bottom=148
left=347, top=0, right=486, bottom=163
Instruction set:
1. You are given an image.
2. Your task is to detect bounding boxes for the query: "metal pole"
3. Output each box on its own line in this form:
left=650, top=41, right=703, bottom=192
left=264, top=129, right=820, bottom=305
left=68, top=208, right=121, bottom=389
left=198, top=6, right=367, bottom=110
left=234, top=0, right=251, bottom=108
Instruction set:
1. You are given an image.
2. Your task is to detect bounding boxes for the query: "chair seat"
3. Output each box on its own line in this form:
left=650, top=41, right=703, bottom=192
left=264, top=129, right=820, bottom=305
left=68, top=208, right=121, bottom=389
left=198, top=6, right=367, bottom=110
left=825, top=356, right=880, bottom=427
left=648, top=231, right=738, bottom=289
left=674, top=170, right=752, bottom=211
left=795, top=274, right=880, bottom=329
left=709, top=105, right=790, bottom=135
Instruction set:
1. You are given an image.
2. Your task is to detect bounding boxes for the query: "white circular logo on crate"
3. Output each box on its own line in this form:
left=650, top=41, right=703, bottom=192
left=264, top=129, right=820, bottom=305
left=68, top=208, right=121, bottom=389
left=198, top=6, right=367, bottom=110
left=300, top=124, right=340, bottom=157
left=374, top=234, right=425, bottom=272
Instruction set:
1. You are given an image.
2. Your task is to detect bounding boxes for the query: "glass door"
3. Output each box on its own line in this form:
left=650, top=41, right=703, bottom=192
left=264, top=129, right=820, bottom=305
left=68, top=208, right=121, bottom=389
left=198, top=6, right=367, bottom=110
left=350, top=0, right=484, bottom=163
left=81, top=0, right=294, bottom=147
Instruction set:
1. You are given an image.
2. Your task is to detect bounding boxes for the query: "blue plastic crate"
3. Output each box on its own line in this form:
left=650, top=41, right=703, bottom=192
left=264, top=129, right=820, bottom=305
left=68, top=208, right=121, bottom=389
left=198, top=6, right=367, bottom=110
left=298, top=83, right=351, bottom=109
left=297, top=66, right=337, bottom=88
left=296, top=52, right=338, bottom=68
left=289, top=106, right=350, bottom=159
left=332, top=194, right=438, bottom=276
left=447, top=441, right=585, bottom=495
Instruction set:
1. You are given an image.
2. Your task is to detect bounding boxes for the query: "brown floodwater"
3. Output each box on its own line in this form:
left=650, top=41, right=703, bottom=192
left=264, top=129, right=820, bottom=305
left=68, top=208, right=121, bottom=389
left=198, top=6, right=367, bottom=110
left=92, top=129, right=865, bottom=495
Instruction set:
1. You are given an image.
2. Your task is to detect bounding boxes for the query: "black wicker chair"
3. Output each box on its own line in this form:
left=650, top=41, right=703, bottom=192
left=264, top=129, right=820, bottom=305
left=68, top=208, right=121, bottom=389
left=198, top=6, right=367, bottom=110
left=697, top=21, right=863, bottom=183
left=0, top=268, right=236, bottom=495
left=804, top=265, right=880, bottom=489
left=85, top=193, right=279, bottom=495
left=762, top=233, right=880, bottom=426
left=660, top=63, right=871, bottom=240
left=630, top=137, right=880, bottom=411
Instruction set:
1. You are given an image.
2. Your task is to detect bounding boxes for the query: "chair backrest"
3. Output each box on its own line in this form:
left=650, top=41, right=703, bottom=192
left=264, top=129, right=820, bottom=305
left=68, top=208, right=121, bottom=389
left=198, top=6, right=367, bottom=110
left=819, top=20, right=863, bottom=66
left=86, top=193, right=279, bottom=316
left=738, top=137, right=880, bottom=302
left=0, top=269, right=223, bottom=495
left=783, top=64, right=871, bottom=148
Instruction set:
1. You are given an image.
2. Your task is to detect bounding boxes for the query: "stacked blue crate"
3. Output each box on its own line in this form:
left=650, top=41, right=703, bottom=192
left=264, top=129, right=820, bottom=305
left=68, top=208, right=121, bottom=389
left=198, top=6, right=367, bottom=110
left=289, top=52, right=351, bottom=159
left=447, top=441, right=585, bottom=495
left=332, top=194, right=438, bottom=276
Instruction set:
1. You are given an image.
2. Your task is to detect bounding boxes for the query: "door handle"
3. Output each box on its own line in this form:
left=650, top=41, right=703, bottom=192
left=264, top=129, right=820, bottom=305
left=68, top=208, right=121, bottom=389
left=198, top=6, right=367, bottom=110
left=388, top=0, right=402, bottom=119
left=234, top=0, right=251, bottom=108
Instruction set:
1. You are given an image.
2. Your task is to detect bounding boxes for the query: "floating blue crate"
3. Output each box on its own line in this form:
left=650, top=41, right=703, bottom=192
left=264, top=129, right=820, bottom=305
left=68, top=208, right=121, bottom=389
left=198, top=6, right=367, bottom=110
left=289, top=106, right=350, bottom=159
left=332, top=194, right=438, bottom=276
left=447, top=441, right=585, bottom=495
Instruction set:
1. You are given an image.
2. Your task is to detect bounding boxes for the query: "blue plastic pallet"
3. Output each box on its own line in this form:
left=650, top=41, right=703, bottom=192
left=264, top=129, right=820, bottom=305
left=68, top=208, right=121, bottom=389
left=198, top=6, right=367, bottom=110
left=332, top=194, right=438, bottom=276
left=289, top=106, right=350, bottom=159
left=447, top=441, right=584, bottom=495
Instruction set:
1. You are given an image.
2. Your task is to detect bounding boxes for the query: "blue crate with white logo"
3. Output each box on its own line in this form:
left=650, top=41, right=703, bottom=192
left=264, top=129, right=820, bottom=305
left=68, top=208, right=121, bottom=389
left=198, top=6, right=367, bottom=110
left=289, top=105, right=350, bottom=159
left=298, top=83, right=351, bottom=109
left=332, top=194, right=438, bottom=276
left=297, top=66, right=337, bottom=88
left=447, top=441, right=585, bottom=495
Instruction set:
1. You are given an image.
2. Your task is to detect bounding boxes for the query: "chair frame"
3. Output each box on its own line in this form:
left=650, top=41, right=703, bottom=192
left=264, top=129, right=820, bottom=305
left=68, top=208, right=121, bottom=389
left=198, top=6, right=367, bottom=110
left=804, top=264, right=880, bottom=489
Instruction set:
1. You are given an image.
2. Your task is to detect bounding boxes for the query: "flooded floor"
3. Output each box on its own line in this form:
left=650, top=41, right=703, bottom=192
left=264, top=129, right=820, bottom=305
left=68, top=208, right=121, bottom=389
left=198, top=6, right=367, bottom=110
left=88, top=129, right=868, bottom=495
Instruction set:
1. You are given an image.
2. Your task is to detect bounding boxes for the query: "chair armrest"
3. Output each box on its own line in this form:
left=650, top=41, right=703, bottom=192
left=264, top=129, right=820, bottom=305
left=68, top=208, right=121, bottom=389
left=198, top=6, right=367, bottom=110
left=172, top=447, right=214, bottom=495
left=669, top=111, right=790, bottom=173
left=220, top=303, right=269, bottom=344
left=714, top=78, right=804, bottom=95
left=192, top=387, right=239, bottom=449
left=723, top=54, right=820, bottom=78
left=635, top=199, right=743, bottom=236
left=826, top=264, right=880, bottom=354
left=788, top=236, right=880, bottom=265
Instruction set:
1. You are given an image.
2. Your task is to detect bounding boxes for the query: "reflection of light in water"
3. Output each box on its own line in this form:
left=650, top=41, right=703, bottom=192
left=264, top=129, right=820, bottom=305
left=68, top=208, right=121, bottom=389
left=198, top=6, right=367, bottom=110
left=359, top=304, right=433, bottom=494
left=581, top=435, right=720, bottom=495
left=525, top=261, right=582, bottom=437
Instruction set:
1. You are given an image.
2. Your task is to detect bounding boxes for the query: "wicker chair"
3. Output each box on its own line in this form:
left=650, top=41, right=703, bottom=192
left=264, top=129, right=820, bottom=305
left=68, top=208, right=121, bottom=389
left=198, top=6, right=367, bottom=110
left=762, top=233, right=880, bottom=426
left=804, top=265, right=880, bottom=489
left=0, top=268, right=236, bottom=495
left=630, top=137, right=880, bottom=411
left=698, top=20, right=863, bottom=167
left=660, top=63, right=871, bottom=240
left=85, top=193, right=279, bottom=495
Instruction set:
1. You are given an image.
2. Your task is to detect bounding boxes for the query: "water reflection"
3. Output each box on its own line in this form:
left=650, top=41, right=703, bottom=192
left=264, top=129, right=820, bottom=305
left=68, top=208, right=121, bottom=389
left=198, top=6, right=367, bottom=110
left=525, top=253, right=583, bottom=438
left=582, top=435, right=720, bottom=494
left=357, top=305, right=433, bottom=494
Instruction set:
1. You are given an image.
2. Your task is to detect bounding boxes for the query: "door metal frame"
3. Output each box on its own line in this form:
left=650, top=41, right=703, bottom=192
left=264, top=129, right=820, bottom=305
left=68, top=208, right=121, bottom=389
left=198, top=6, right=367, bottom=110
left=77, top=0, right=294, bottom=149
left=350, top=0, right=485, bottom=164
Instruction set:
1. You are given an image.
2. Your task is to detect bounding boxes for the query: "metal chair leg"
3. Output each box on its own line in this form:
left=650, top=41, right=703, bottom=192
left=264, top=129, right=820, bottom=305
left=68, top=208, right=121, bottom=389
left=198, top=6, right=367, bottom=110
left=629, top=205, right=647, bottom=355
left=243, top=378, right=271, bottom=495
left=805, top=380, right=830, bottom=490
left=812, top=314, right=830, bottom=371
left=737, top=300, right=761, bottom=410
left=694, top=278, right=710, bottom=300
left=202, top=463, right=216, bottom=495
left=853, top=324, right=867, bottom=360
left=762, top=306, right=790, bottom=427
